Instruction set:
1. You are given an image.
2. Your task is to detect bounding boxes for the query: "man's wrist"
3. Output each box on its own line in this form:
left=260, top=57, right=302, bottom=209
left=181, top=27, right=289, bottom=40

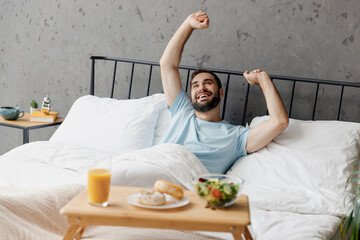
left=258, top=75, right=273, bottom=89
left=183, top=18, right=195, bottom=31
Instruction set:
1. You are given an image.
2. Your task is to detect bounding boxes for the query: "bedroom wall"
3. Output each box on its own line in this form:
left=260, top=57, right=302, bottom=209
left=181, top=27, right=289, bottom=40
left=0, top=0, right=359, bottom=154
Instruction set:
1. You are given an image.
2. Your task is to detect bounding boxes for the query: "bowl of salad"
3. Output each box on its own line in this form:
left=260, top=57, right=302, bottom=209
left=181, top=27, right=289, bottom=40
left=194, top=174, right=244, bottom=209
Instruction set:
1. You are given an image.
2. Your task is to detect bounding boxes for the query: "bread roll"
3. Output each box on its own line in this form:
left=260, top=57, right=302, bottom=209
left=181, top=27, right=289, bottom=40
left=154, top=180, right=184, bottom=200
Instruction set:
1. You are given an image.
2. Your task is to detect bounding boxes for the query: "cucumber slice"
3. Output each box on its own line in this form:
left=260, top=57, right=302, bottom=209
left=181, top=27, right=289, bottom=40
left=223, top=184, right=233, bottom=195
left=200, top=184, right=210, bottom=196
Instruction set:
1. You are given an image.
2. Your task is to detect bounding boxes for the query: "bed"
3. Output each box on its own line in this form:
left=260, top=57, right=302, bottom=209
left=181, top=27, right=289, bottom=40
left=0, top=56, right=359, bottom=240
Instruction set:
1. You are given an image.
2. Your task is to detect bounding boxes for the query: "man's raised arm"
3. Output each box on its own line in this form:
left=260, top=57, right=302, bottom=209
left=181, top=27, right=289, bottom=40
left=160, top=11, right=209, bottom=107
left=244, top=69, right=289, bottom=153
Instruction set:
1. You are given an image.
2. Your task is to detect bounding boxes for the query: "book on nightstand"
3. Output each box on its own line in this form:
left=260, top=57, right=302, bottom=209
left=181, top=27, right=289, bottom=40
left=30, top=111, right=58, bottom=123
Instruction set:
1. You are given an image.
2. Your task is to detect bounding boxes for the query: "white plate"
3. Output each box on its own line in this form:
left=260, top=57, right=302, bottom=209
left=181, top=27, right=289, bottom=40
left=127, top=193, right=190, bottom=209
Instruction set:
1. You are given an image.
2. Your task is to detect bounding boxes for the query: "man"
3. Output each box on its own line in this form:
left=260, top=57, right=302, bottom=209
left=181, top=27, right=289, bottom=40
left=159, top=11, right=289, bottom=174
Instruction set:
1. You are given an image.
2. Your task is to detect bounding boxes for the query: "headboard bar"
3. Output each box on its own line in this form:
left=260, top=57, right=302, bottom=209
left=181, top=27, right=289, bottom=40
left=288, top=81, right=296, bottom=118
left=146, top=65, right=153, bottom=96
left=185, top=69, right=191, bottom=93
left=111, top=61, right=117, bottom=98
left=222, top=73, right=231, bottom=120
left=272, top=75, right=360, bottom=87
left=90, top=58, right=95, bottom=95
left=241, top=84, right=251, bottom=126
left=312, top=83, right=320, bottom=120
left=337, top=85, right=344, bottom=120
left=128, top=63, right=135, bottom=99
left=90, top=56, right=360, bottom=123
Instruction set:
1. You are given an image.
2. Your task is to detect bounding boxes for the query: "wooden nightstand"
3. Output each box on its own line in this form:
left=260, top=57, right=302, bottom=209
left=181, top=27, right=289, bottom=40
left=0, top=112, right=64, bottom=144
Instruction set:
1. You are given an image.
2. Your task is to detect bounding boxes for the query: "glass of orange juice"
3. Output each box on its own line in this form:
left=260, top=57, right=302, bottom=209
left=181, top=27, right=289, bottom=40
left=87, top=160, right=111, bottom=207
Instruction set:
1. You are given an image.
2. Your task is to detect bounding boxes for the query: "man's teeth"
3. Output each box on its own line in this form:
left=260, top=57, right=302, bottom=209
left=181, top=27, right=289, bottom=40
left=198, top=93, right=210, bottom=99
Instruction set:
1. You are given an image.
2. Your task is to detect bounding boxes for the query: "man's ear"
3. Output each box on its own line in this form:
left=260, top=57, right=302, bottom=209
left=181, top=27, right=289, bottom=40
left=220, top=88, right=224, bottom=98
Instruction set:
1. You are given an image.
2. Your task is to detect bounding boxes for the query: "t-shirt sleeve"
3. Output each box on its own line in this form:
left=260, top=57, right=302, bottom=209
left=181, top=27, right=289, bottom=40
left=168, top=89, right=193, bottom=117
left=237, top=127, right=251, bottom=156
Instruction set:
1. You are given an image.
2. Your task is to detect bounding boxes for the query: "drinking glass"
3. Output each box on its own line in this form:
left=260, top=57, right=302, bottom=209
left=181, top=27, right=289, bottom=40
left=87, top=160, right=111, bottom=207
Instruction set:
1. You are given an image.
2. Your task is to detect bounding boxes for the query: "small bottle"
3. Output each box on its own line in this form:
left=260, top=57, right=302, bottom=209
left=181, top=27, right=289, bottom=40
left=41, top=94, right=51, bottom=114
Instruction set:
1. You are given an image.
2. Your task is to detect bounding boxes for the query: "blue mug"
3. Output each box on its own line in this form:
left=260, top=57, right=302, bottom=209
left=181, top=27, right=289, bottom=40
left=0, top=107, right=25, bottom=120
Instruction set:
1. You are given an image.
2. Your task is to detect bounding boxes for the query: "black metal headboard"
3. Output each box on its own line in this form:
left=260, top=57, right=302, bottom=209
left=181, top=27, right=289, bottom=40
left=90, top=56, right=360, bottom=125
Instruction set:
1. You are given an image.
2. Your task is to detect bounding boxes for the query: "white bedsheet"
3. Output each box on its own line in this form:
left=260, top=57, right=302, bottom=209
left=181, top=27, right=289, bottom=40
left=249, top=207, right=341, bottom=240
left=22, top=206, right=336, bottom=240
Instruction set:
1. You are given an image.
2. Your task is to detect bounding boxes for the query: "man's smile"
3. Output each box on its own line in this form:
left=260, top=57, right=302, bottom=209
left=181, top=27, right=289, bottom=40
left=196, top=91, right=212, bottom=101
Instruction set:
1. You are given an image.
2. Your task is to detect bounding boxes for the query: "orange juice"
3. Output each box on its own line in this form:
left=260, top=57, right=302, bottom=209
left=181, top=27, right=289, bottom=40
left=88, top=169, right=111, bottom=204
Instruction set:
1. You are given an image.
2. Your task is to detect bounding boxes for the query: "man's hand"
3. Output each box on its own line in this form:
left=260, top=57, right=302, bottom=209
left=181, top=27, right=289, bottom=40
left=160, top=10, right=210, bottom=107
left=186, top=11, right=210, bottom=30
left=243, top=69, right=267, bottom=85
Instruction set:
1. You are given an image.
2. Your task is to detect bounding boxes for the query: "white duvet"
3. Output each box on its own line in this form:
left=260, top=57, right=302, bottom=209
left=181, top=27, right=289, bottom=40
left=0, top=141, right=209, bottom=190
left=0, top=140, right=347, bottom=240
left=0, top=142, right=214, bottom=240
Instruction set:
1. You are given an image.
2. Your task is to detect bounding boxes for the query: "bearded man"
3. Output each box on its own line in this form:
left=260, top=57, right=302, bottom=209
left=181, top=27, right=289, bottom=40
left=159, top=11, right=289, bottom=174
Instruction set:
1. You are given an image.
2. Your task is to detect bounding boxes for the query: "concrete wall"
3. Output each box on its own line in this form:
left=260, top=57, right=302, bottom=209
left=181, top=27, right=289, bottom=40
left=1, top=0, right=359, bottom=154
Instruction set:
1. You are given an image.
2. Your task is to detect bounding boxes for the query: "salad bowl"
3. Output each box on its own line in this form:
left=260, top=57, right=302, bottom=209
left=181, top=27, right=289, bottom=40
left=194, top=174, right=244, bottom=209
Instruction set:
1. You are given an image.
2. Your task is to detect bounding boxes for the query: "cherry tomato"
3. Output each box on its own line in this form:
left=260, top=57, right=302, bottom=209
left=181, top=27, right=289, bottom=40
left=212, top=189, right=222, bottom=199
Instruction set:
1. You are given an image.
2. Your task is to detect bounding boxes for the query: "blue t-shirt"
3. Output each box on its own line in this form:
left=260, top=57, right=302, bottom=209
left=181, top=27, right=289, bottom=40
left=160, top=89, right=250, bottom=174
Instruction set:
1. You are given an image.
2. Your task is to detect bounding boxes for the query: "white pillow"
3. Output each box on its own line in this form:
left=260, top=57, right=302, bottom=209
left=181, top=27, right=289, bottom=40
left=50, top=94, right=166, bottom=154
left=152, top=107, right=170, bottom=146
left=227, top=116, right=360, bottom=216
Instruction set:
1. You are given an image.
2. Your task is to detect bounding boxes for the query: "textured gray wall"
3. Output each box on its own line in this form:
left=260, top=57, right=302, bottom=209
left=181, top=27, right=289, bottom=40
left=1, top=0, right=359, bottom=154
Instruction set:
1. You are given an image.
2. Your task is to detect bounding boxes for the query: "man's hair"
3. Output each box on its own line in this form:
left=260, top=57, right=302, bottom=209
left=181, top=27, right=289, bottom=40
left=190, top=69, right=222, bottom=89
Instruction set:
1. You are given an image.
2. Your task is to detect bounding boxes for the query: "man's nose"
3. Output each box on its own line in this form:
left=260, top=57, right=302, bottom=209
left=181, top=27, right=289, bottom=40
left=200, top=84, right=207, bottom=91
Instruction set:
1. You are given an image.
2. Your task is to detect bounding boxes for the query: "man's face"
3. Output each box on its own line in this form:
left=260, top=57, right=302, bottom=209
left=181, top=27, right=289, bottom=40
left=190, top=72, right=222, bottom=112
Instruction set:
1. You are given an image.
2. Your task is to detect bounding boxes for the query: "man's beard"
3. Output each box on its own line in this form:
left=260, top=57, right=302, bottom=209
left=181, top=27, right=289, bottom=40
left=191, top=90, right=221, bottom=113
